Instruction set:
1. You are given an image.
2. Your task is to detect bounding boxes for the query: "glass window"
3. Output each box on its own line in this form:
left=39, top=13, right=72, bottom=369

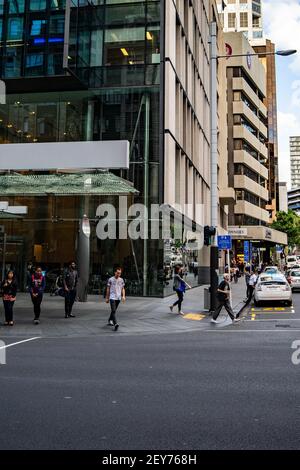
left=7, top=18, right=24, bottom=40
left=9, top=0, right=25, bottom=13
left=4, top=46, right=22, bottom=78
left=104, top=27, right=145, bottom=65
left=90, top=30, right=103, bottom=66
left=146, top=26, right=160, bottom=64
left=30, top=0, right=47, bottom=11
left=25, top=52, right=44, bottom=76
left=30, top=19, right=47, bottom=36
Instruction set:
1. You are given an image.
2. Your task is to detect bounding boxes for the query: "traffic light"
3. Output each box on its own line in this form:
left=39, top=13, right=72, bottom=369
left=204, top=225, right=216, bottom=246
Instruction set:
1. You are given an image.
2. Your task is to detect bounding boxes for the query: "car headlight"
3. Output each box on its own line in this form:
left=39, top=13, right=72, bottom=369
left=285, top=285, right=291, bottom=291
left=256, top=285, right=262, bottom=291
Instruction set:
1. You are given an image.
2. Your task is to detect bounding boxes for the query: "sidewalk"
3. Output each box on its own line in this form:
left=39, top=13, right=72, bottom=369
left=0, top=278, right=248, bottom=338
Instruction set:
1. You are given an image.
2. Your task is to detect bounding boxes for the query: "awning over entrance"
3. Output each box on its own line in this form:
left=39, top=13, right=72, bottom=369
left=0, top=211, right=22, bottom=219
left=0, top=172, right=138, bottom=196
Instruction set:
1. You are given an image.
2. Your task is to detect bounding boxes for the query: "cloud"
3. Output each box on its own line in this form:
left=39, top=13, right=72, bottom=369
left=262, top=0, right=300, bottom=73
left=277, top=111, right=300, bottom=188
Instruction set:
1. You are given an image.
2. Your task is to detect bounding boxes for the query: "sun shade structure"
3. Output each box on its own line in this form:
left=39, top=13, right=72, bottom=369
left=0, top=173, right=138, bottom=196
left=0, top=211, right=23, bottom=219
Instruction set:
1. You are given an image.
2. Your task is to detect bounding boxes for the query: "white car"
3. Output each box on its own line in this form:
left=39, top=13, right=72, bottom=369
left=287, top=269, right=300, bottom=292
left=287, top=255, right=298, bottom=269
left=264, top=266, right=279, bottom=274
left=254, top=273, right=292, bottom=306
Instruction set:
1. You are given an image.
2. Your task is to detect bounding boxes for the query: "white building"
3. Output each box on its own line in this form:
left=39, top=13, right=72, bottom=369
left=217, top=0, right=263, bottom=40
left=290, top=137, right=300, bottom=189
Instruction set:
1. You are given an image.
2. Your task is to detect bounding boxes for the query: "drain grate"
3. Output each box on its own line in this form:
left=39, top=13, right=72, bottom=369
left=275, top=324, right=290, bottom=328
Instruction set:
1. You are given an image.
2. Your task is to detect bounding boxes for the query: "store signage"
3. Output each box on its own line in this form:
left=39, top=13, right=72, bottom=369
left=244, top=241, right=250, bottom=263
left=0, top=141, right=130, bottom=170
left=228, top=227, right=248, bottom=237
left=265, top=229, right=272, bottom=240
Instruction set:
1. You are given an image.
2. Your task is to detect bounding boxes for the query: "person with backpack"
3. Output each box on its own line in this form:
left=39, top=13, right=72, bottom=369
left=1, top=270, right=17, bottom=326
left=169, top=265, right=191, bottom=315
left=30, top=266, right=46, bottom=325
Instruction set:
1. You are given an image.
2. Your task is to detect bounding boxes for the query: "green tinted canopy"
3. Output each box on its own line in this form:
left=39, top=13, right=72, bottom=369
left=0, top=172, right=138, bottom=196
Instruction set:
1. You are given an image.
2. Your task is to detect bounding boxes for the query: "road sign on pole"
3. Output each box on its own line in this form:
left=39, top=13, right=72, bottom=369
left=218, top=235, right=232, bottom=250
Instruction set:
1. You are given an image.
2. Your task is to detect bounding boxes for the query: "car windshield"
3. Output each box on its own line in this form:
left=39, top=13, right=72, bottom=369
left=291, top=271, right=300, bottom=277
left=265, top=268, right=277, bottom=273
left=261, top=281, right=286, bottom=286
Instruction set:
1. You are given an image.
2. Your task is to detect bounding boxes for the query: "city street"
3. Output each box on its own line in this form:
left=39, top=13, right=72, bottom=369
left=1, top=286, right=300, bottom=450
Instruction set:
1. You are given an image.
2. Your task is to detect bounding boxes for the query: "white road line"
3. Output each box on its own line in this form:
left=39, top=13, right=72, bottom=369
left=0, top=337, right=41, bottom=349
left=205, top=329, right=300, bottom=332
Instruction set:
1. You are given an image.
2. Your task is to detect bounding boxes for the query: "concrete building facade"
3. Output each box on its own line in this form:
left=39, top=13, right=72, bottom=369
left=290, top=136, right=300, bottom=189
left=217, top=0, right=263, bottom=40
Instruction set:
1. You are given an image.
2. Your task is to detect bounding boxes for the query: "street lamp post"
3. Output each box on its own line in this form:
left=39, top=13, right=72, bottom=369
left=209, top=22, right=296, bottom=312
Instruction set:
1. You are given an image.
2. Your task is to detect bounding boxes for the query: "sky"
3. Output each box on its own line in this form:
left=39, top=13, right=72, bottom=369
left=262, top=0, right=300, bottom=188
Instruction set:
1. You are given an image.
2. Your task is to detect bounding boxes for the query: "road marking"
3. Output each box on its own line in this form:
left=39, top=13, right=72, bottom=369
left=251, top=313, right=256, bottom=321
left=204, top=329, right=300, bottom=333
left=183, top=313, right=206, bottom=321
left=0, top=337, right=41, bottom=350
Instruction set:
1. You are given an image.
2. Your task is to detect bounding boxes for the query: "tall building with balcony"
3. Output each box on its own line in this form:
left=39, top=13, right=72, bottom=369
left=217, top=0, right=263, bottom=40
left=225, top=32, right=286, bottom=261
left=0, top=0, right=231, bottom=296
left=290, top=136, right=300, bottom=189
left=217, top=1, right=280, bottom=222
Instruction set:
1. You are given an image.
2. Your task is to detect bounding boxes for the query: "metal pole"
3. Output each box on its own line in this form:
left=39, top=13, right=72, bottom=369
left=143, top=94, right=150, bottom=296
left=209, top=22, right=219, bottom=312
left=2, top=232, right=6, bottom=280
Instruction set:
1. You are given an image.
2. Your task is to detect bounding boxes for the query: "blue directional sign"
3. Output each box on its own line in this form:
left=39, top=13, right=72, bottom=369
left=244, top=241, right=250, bottom=262
left=218, top=235, right=232, bottom=250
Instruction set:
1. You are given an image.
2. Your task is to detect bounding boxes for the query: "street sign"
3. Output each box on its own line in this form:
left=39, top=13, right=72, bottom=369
left=218, top=235, right=232, bottom=250
left=244, top=241, right=250, bottom=262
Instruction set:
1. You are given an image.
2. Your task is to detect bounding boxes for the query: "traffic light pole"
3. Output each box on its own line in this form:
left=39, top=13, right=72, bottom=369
left=209, top=22, right=219, bottom=312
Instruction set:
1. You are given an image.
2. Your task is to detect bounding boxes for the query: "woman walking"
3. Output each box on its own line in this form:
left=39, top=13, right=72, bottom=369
left=169, top=265, right=191, bottom=315
left=1, top=271, right=17, bottom=326
left=30, top=266, right=46, bottom=325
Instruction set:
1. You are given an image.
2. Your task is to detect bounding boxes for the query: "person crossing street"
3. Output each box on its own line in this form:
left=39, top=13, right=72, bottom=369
left=211, top=274, right=240, bottom=324
left=106, top=267, right=126, bottom=331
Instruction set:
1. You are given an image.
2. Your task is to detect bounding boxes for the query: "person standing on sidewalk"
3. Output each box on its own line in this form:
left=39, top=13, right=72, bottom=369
left=30, top=266, right=46, bottom=325
left=169, top=265, right=191, bottom=315
left=63, top=261, right=78, bottom=318
left=211, top=274, right=239, bottom=324
left=244, top=270, right=258, bottom=306
left=106, top=267, right=125, bottom=331
left=1, top=271, right=17, bottom=326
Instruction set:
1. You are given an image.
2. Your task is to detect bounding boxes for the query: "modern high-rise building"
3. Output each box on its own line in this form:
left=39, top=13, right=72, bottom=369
left=217, top=0, right=263, bottom=40
left=0, top=0, right=231, bottom=296
left=224, top=32, right=286, bottom=261
left=290, top=136, right=300, bottom=189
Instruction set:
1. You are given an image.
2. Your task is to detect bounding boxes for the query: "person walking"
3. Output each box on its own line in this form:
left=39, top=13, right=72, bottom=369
left=30, top=266, right=46, bottom=325
left=244, top=270, right=258, bottom=306
left=169, top=265, right=191, bottom=315
left=211, top=274, right=239, bottom=324
left=1, top=271, right=17, bottom=326
left=244, top=268, right=251, bottom=300
left=106, top=267, right=125, bottom=331
left=63, top=261, right=78, bottom=318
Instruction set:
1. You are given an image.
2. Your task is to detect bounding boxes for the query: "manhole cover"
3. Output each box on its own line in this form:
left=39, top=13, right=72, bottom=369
left=275, top=324, right=290, bottom=328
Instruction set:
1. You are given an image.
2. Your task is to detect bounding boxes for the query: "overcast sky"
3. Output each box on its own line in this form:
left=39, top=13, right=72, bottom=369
left=262, top=0, right=300, bottom=188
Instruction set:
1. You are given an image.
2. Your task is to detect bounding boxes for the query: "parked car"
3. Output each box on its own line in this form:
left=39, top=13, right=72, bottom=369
left=287, top=269, right=300, bottom=292
left=254, top=273, right=292, bottom=306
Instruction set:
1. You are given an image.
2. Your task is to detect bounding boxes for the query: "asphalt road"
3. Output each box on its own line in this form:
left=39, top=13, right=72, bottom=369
left=1, top=293, right=300, bottom=450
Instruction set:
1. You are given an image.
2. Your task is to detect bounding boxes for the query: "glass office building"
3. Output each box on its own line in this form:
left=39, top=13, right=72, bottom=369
left=0, top=0, right=214, bottom=296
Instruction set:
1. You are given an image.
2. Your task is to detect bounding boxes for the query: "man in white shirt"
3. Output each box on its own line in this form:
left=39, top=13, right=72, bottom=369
left=106, top=267, right=126, bottom=331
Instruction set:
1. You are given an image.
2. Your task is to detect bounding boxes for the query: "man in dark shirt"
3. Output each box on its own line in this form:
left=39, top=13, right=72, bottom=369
left=211, top=274, right=239, bottom=323
left=63, top=261, right=78, bottom=318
